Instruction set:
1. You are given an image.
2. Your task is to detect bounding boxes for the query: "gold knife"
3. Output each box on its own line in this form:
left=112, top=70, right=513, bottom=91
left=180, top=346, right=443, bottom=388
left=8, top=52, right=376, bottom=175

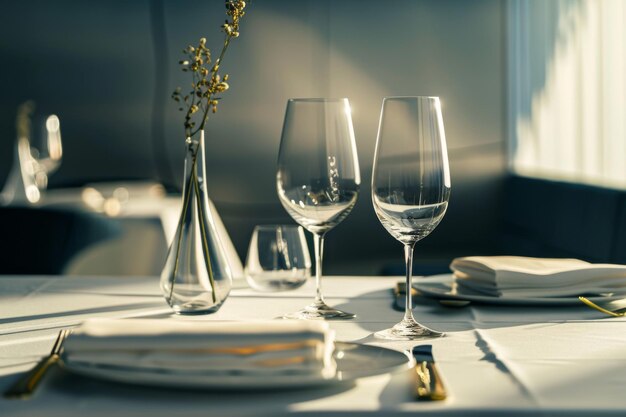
left=411, top=344, right=447, bottom=401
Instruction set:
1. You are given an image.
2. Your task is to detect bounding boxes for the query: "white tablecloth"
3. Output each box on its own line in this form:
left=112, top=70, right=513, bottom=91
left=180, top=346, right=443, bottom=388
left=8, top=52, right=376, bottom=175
left=1, top=275, right=625, bottom=416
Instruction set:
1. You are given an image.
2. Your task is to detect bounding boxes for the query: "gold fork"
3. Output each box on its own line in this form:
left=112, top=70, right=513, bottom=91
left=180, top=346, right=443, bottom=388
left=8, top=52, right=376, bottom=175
left=579, top=296, right=626, bottom=318
left=4, top=328, right=71, bottom=399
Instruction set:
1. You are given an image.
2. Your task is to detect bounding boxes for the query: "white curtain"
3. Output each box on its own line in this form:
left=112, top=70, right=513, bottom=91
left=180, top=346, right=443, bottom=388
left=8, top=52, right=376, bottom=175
left=508, top=0, right=626, bottom=188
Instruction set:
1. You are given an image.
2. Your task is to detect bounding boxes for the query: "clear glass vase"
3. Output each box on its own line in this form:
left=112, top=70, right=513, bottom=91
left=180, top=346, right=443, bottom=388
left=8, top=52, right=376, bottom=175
left=160, top=130, right=232, bottom=314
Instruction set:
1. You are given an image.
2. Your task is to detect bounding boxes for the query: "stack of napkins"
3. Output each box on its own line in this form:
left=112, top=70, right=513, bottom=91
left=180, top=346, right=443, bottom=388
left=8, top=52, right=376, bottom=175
left=62, top=319, right=336, bottom=379
left=450, top=256, right=626, bottom=298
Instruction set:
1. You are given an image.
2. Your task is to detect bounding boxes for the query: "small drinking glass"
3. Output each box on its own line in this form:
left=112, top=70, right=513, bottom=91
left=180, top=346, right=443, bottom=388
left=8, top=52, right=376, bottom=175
left=245, top=225, right=311, bottom=291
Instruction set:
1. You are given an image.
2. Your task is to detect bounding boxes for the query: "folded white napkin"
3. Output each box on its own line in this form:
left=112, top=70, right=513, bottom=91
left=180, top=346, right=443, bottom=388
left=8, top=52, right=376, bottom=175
left=63, top=319, right=336, bottom=379
left=450, top=256, right=626, bottom=298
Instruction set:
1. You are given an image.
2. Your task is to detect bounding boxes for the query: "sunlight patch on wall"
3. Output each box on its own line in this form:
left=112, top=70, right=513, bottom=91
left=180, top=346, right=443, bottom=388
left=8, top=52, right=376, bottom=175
left=509, top=0, right=626, bottom=189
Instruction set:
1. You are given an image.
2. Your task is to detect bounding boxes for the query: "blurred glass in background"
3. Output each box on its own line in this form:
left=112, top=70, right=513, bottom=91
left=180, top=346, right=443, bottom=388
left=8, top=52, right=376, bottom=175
left=1, top=101, right=62, bottom=205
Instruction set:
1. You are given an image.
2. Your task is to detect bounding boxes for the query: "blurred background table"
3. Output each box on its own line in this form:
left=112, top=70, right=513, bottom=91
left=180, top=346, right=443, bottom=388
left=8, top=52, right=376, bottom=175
left=2, top=181, right=244, bottom=281
left=1, top=275, right=625, bottom=416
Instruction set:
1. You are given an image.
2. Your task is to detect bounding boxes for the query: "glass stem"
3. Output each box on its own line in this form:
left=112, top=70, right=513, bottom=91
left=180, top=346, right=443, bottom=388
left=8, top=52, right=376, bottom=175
left=313, top=232, right=326, bottom=305
left=403, top=243, right=417, bottom=322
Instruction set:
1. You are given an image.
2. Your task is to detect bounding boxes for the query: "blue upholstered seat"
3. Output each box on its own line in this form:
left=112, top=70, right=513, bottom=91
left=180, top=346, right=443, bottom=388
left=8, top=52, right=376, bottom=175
left=0, top=207, right=121, bottom=274
left=382, top=175, right=626, bottom=275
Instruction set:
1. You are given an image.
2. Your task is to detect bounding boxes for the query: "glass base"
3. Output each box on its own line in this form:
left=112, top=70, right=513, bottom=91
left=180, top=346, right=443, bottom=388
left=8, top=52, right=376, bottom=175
left=375, top=318, right=445, bottom=341
left=283, top=301, right=356, bottom=320
left=171, top=299, right=226, bottom=315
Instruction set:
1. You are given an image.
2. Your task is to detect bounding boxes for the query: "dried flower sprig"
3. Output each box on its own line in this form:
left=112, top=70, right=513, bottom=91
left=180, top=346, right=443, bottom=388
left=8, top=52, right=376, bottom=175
left=172, top=0, right=247, bottom=139
left=165, top=1, right=248, bottom=308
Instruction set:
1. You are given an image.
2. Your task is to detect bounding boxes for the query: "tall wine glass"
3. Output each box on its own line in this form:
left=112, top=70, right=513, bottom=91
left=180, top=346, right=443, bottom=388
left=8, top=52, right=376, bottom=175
left=277, top=98, right=360, bottom=319
left=372, top=96, right=450, bottom=340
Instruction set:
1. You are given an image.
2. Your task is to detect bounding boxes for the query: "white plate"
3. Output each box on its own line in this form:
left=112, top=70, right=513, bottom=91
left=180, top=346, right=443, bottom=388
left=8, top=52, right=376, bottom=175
left=62, top=342, right=411, bottom=390
left=415, top=274, right=624, bottom=306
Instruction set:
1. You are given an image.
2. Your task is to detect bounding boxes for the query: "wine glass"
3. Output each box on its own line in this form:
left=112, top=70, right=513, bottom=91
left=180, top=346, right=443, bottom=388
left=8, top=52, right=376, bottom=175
left=372, top=96, right=450, bottom=340
left=277, top=98, right=360, bottom=319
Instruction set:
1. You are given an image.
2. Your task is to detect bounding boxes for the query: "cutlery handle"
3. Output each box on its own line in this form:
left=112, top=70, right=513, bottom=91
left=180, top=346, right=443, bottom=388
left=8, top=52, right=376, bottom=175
left=4, top=354, right=60, bottom=399
left=414, top=361, right=447, bottom=401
